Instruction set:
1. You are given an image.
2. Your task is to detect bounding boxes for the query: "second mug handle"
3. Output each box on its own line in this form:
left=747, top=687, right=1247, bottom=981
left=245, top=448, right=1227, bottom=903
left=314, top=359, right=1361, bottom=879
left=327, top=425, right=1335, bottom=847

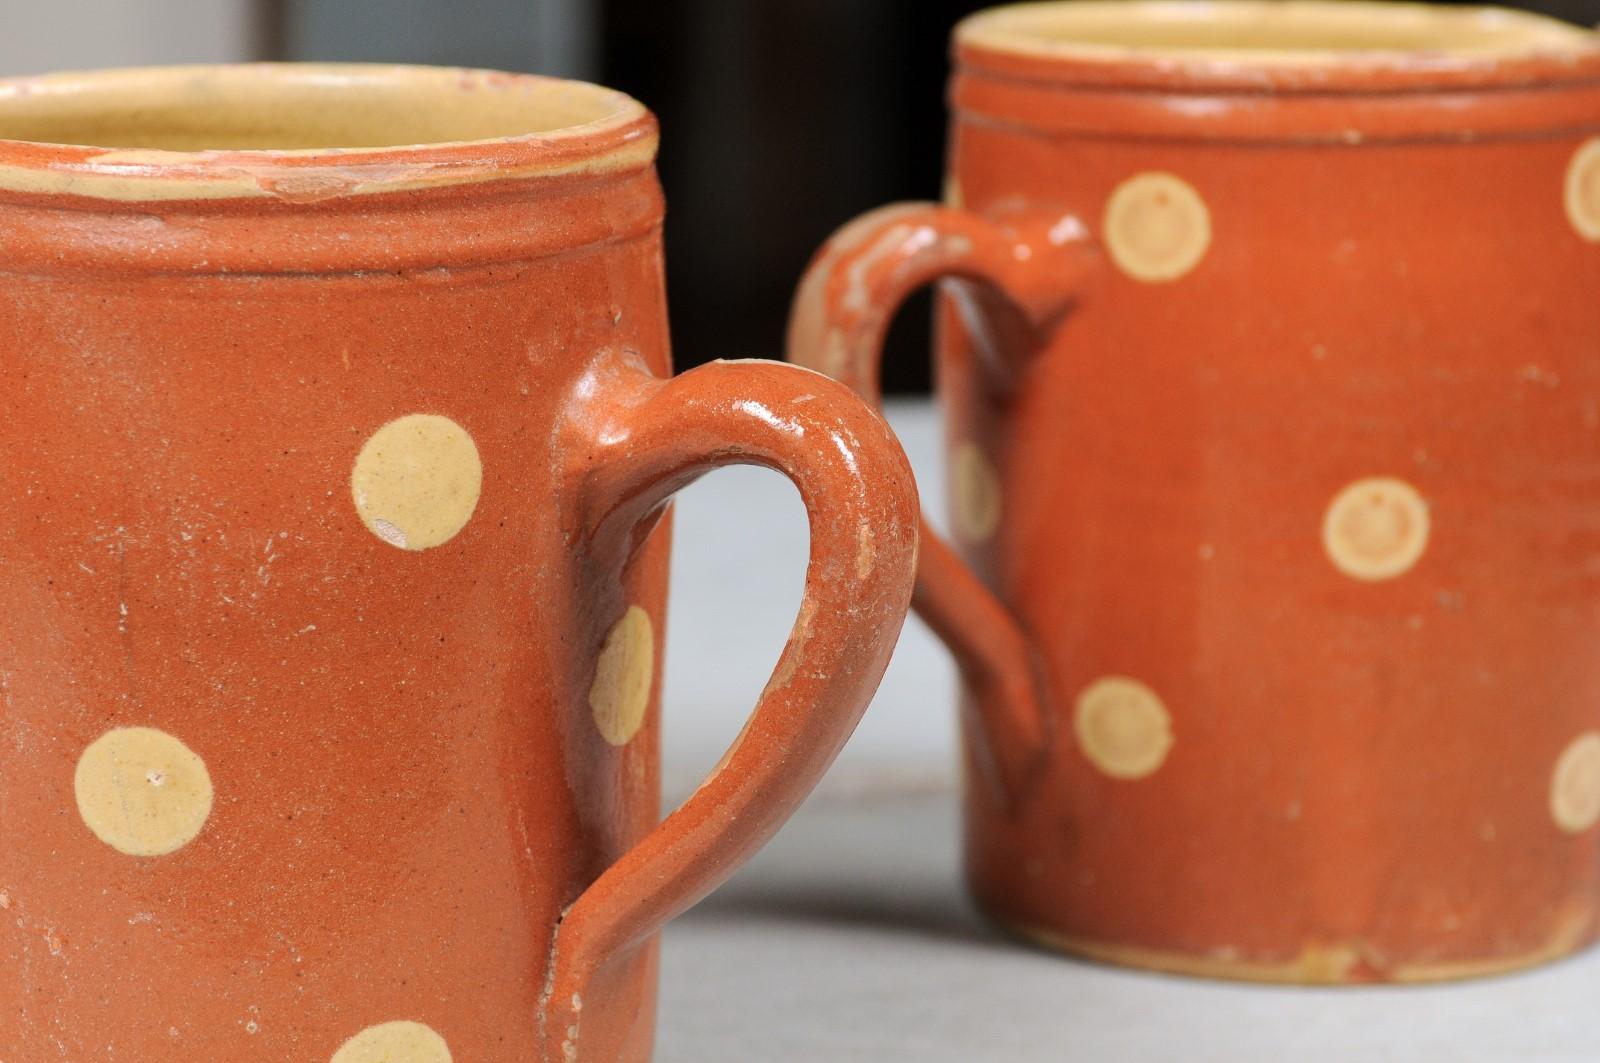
left=786, top=202, right=1096, bottom=805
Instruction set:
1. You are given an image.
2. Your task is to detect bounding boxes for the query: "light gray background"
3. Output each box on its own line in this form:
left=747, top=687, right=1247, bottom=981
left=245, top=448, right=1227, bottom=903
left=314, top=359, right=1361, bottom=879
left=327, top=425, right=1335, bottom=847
left=661, top=401, right=956, bottom=801
left=0, top=0, right=256, bottom=74
left=656, top=401, right=1600, bottom=1063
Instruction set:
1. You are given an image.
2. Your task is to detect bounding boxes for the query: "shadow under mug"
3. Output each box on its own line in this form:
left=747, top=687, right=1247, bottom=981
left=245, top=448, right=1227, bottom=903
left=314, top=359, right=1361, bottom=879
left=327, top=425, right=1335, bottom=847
left=790, top=0, right=1600, bottom=983
left=0, top=65, right=918, bottom=1062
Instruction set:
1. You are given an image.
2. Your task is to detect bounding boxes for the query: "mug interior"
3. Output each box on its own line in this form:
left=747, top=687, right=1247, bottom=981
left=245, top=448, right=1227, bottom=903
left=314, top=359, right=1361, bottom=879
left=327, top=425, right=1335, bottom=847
left=959, top=0, right=1597, bottom=65
left=0, top=64, right=643, bottom=152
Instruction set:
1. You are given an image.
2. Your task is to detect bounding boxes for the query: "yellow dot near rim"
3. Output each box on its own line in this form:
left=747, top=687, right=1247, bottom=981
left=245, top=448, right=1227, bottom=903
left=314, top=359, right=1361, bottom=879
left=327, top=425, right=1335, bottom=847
left=1074, top=677, right=1173, bottom=780
left=952, top=442, right=1002, bottom=544
left=1322, top=477, right=1430, bottom=582
left=590, top=605, right=655, bottom=746
left=1564, top=138, right=1600, bottom=242
left=331, top=1021, right=452, bottom=1063
left=74, top=726, right=214, bottom=857
left=352, top=414, right=483, bottom=551
left=1551, top=731, right=1600, bottom=834
left=1103, top=172, right=1211, bottom=283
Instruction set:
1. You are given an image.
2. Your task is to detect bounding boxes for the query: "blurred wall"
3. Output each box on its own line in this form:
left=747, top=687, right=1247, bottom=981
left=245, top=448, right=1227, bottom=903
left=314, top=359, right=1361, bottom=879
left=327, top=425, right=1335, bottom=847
left=282, top=0, right=598, bottom=79
left=0, top=0, right=260, bottom=73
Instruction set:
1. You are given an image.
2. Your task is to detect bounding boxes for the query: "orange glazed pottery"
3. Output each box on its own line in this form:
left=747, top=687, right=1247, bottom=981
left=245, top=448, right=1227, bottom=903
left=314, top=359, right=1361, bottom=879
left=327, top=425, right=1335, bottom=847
left=0, top=65, right=918, bottom=1061
left=789, top=0, right=1600, bottom=983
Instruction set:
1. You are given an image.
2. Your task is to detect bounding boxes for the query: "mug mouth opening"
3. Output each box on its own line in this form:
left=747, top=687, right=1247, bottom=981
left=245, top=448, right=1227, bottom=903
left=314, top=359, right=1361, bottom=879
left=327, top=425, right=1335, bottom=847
left=957, top=0, right=1600, bottom=69
left=0, top=64, right=655, bottom=201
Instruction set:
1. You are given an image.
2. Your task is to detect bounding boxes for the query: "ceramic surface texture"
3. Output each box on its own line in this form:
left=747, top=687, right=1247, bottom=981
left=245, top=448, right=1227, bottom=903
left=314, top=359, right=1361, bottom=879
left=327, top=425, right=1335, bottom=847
left=0, top=64, right=918, bottom=1061
left=787, top=0, right=1600, bottom=983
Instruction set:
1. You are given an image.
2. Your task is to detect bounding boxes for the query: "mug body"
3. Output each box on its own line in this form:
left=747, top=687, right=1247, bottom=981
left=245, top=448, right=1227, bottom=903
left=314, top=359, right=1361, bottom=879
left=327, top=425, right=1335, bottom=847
left=0, top=67, right=670, bottom=1060
left=944, top=1, right=1600, bottom=981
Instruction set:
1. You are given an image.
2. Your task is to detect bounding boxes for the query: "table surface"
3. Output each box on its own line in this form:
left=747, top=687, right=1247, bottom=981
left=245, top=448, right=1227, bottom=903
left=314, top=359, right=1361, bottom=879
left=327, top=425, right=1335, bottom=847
left=652, top=400, right=1600, bottom=1063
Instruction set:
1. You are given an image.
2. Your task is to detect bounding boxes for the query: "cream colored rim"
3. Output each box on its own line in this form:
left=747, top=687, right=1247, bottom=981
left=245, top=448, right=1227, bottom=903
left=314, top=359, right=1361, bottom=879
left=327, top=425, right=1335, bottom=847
left=0, top=64, right=654, bottom=201
left=958, top=0, right=1598, bottom=68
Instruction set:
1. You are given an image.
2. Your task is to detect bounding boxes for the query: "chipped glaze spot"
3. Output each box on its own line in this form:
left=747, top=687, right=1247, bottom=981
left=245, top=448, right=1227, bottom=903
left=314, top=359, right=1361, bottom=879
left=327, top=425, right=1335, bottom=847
left=856, top=520, right=877, bottom=579
left=819, top=328, right=851, bottom=380
left=952, top=442, right=1002, bottom=544
left=331, top=1021, right=452, bottom=1063
left=843, top=223, right=916, bottom=313
left=943, top=173, right=965, bottom=209
left=75, top=727, right=214, bottom=856
left=1564, top=138, right=1600, bottom=241
left=589, top=606, right=655, bottom=746
left=352, top=414, right=482, bottom=551
left=1103, top=172, right=1211, bottom=282
left=1322, top=477, right=1430, bottom=581
left=1074, top=677, right=1173, bottom=780
left=1550, top=731, right=1600, bottom=834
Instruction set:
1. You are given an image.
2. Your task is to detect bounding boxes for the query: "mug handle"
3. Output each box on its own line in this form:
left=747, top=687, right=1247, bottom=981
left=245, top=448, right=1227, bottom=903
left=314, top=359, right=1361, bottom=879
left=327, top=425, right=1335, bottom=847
left=786, top=203, right=1096, bottom=805
left=541, top=355, right=919, bottom=1063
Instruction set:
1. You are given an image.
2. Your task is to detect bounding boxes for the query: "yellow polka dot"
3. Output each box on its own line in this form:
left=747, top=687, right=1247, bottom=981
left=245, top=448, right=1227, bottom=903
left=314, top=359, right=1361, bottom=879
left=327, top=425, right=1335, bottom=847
left=1322, top=477, right=1430, bottom=582
left=75, top=727, right=213, bottom=857
left=1563, top=138, right=1600, bottom=242
left=589, top=605, right=655, bottom=746
left=1550, top=731, right=1600, bottom=834
left=1074, top=677, right=1173, bottom=780
left=352, top=414, right=482, bottom=551
left=952, top=442, right=1002, bottom=544
left=331, top=1021, right=452, bottom=1063
left=1103, top=172, right=1211, bottom=282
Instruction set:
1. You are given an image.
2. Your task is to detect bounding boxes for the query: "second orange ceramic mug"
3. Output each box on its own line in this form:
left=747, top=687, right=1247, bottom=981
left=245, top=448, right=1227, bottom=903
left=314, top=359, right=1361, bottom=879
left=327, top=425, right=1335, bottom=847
left=790, top=0, right=1600, bottom=983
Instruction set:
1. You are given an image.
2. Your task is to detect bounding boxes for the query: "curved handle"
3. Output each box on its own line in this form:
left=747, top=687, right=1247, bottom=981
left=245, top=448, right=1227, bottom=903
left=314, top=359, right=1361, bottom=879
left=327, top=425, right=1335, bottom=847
left=541, top=354, right=919, bottom=1063
left=786, top=202, right=1095, bottom=806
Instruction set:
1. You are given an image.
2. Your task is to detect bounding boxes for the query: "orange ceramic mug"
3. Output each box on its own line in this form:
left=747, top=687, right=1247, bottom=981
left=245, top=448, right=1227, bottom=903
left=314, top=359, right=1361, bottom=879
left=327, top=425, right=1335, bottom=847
left=790, top=0, right=1600, bottom=983
left=0, top=66, right=917, bottom=1061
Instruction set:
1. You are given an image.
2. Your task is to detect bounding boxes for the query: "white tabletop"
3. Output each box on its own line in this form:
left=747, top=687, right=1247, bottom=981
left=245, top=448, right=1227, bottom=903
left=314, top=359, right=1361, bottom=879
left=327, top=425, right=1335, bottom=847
left=655, top=400, right=1600, bottom=1063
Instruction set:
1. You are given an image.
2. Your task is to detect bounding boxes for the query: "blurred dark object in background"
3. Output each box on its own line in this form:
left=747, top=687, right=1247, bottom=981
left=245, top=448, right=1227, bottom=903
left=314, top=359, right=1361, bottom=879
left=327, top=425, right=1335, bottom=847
left=600, top=1, right=973, bottom=395
left=277, top=0, right=1600, bottom=394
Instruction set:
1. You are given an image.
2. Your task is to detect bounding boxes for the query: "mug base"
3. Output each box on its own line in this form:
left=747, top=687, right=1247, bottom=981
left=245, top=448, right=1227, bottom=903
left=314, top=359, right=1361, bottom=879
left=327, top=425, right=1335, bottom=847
left=984, top=909, right=1598, bottom=986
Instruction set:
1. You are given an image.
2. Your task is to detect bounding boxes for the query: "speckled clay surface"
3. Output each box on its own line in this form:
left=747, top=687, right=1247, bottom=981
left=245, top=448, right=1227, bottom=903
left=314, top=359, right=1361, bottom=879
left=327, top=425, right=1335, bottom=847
left=788, top=0, right=1600, bottom=983
left=0, top=64, right=918, bottom=1061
